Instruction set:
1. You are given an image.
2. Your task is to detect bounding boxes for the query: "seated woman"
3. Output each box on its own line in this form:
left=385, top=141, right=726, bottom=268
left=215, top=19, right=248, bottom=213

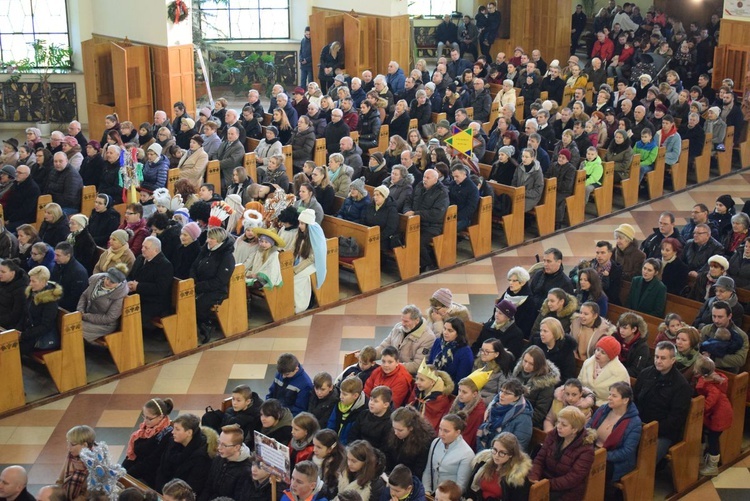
left=276, top=206, right=300, bottom=252
left=292, top=209, right=327, bottom=314
left=382, top=407, right=435, bottom=478
left=93, top=230, right=136, bottom=275
left=77, top=266, right=129, bottom=343
left=546, top=148, right=577, bottom=230
left=530, top=288, right=578, bottom=342
left=245, top=228, right=284, bottom=290
left=272, top=107, right=293, bottom=145
left=311, top=166, right=336, bottom=215
left=427, top=317, right=474, bottom=391
left=362, top=185, right=399, bottom=251
left=21, top=265, right=62, bottom=354
left=409, top=361, right=455, bottom=433
left=689, top=254, right=730, bottom=302
left=578, top=336, right=630, bottom=406
left=660, top=237, right=689, bottom=295
left=529, top=406, right=596, bottom=501
left=605, top=129, right=634, bottom=184
left=363, top=150, right=390, bottom=188
left=226, top=167, right=253, bottom=206
left=722, top=212, right=750, bottom=258
left=16, top=224, right=40, bottom=269
left=472, top=299, right=525, bottom=361
left=533, top=317, right=578, bottom=382
left=544, top=378, right=596, bottom=432
left=382, top=164, right=412, bottom=212
left=39, top=203, right=69, bottom=247
left=255, top=126, right=283, bottom=170
left=674, top=325, right=702, bottom=383
left=290, top=116, right=315, bottom=173
left=727, top=238, right=750, bottom=288
left=477, top=378, right=533, bottom=452
left=337, top=177, right=371, bottom=224
left=66, top=214, right=97, bottom=274
left=59, top=425, right=96, bottom=501
left=293, top=183, right=324, bottom=225
left=425, top=288, right=471, bottom=338
left=613, top=311, right=653, bottom=378
left=468, top=432, right=532, bottom=501
left=496, top=267, right=537, bottom=339
left=0, top=259, right=29, bottom=331
left=423, top=414, right=475, bottom=495
left=327, top=153, right=353, bottom=197
left=471, top=337, right=515, bottom=405
left=233, top=211, right=262, bottom=273
left=337, top=440, right=386, bottom=500
left=587, top=382, right=642, bottom=486
left=27, top=242, right=54, bottom=273
left=569, top=301, right=616, bottom=361
left=384, top=135, right=410, bottom=171
left=259, top=399, right=293, bottom=444
left=122, top=397, right=175, bottom=486
left=88, top=194, right=121, bottom=247
left=448, top=377, right=486, bottom=450
left=576, top=267, right=608, bottom=317
left=512, top=345, right=561, bottom=428
left=172, top=223, right=202, bottom=280
left=626, top=258, right=667, bottom=317
left=693, top=276, right=745, bottom=329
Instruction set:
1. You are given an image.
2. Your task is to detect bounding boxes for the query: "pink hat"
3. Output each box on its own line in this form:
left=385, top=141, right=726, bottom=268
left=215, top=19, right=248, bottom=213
left=182, top=222, right=201, bottom=242
left=63, top=136, right=78, bottom=147
left=431, top=288, right=453, bottom=307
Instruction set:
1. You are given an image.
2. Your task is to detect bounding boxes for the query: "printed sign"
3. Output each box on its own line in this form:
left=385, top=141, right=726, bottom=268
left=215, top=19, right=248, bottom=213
left=254, top=431, right=291, bottom=483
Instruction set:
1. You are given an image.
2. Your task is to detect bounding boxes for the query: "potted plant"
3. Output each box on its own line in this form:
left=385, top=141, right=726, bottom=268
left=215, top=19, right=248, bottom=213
left=220, top=51, right=276, bottom=97
left=3, top=40, right=73, bottom=136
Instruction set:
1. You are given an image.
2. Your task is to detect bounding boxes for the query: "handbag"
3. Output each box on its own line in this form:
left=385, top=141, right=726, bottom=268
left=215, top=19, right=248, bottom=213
left=388, top=233, right=405, bottom=249
left=34, top=329, right=60, bottom=351
left=338, top=236, right=361, bottom=258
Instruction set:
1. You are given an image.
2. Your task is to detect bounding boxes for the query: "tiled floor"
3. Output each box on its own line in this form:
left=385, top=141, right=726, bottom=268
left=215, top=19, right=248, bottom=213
left=2, top=134, right=749, bottom=498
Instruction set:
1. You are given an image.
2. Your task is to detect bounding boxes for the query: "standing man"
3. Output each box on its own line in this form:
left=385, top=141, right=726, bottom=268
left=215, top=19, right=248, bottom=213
left=458, top=15, right=479, bottom=62
left=481, top=2, right=501, bottom=59
left=299, top=26, right=313, bottom=87
left=404, top=169, right=449, bottom=272
left=571, top=4, right=587, bottom=55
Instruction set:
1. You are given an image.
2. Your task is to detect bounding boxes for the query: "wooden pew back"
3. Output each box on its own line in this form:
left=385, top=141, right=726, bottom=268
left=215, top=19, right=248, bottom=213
left=646, top=147, right=666, bottom=200
left=478, top=162, right=526, bottom=246
left=81, top=185, right=97, bottom=217
left=466, top=196, right=493, bottom=258
left=216, top=264, right=249, bottom=338
left=282, top=144, right=293, bottom=170
left=167, top=168, right=181, bottom=196
left=312, top=238, right=340, bottom=306
left=615, top=154, right=641, bottom=208
left=34, top=194, right=53, bottom=230
left=0, top=330, right=25, bottom=413
left=615, top=421, right=658, bottom=501
left=667, top=396, right=705, bottom=493
left=566, top=170, right=587, bottom=226
left=244, top=152, right=258, bottom=183
left=432, top=205, right=458, bottom=269
left=592, top=161, right=614, bottom=216
left=530, top=177, right=557, bottom=236
left=154, top=278, right=198, bottom=354
left=694, top=132, right=712, bottom=183
left=389, top=214, right=421, bottom=280
left=314, top=138, right=327, bottom=166
left=32, top=310, right=86, bottom=393
left=717, top=125, right=735, bottom=176
left=250, top=250, right=296, bottom=322
left=718, top=370, right=748, bottom=463
left=206, top=159, right=221, bottom=190
left=321, top=215, right=381, bottom=293
left=671, top=139, right=689, bottom=190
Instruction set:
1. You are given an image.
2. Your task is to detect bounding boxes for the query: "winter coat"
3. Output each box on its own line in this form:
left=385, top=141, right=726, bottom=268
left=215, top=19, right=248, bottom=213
left=605, top=145, right=634, bottom=180
left=588, top=402, right=642, bottom=481
left=473, top=318, right=525, bottom=361
left=449, top=177, right=480, bottom=228
left=634, top=366, right=693, bottom=443
left=614, top=333, right=652, bottom=378
left=641, top=228, right=686, bottom=260
left=533, top=335, right=579, bottom=383
left=154, top=431, right=212, bottom=495
left=45, top=165, right=83, bottom=210
left=329, top=165, right=353, bottom=197
left=4, top=177, right=40, bottom=228
left=404, top=182, right=449, bottom=233
left=348, top=406, right=393, bottom=450
left=449, top=395, right=486, bottom=451
left=409, top=372, right=455, bottom=432
left=512, top=160, right=544, bottom=212
left=236, top=475, right=286, bottom=501
left=178, top=148, right=209, bottom=190
left=76, top=273, right=128, bottom=341
left=362, top=198, right=399, bottom=250
left=69, top=228, right=97, bottom=274
left=569, top=316, right=616, bottom=359
left=376, top=318, right=436, bottom=374
left=337, top=471, right=385, bottom=501
left=683, top=238, right=724, bottom=273
left=498, top=283, right=537, bottom=339
left=364, top=364, right=414, bottom=408
left=142, top=154, right=169, bottom=190
left=129, top=252, right=174, bottom=319
left=22, top=281, right=62, bottom=352
left=512, top=360, right=561, bottom=428
left=290, top=127, right=316, bottom=171
left=255, top=139, right=283, bottom=165
left=88, top=207, right=121, bottom=247
left=529, top=428, right=596, bottom=501
left=267, top=365, right=314, bottom=415
left=613, top=240, right=646, bottom=282
left=314, top=184, right=336, bottom=215
left=220, top=393, right=263, bottom=448
left=468, top=449, right=532, bottom=501
left=378, top=476, right=425, bottom=501
left=478, top=395, right=534, bottom=452
left=337, top=194, right=371, bottom=224
left=119, top=218, right=150, bottom=257
left=122, top=424, right=173, bottom=487
left=190, top=237, right=235, bottom=303
left=385, top=176, right=413, bottom=212
left=695, top=374, right=733, bottom=432
left=358, top=110, right=382, bottom=150
left=261, top=408, right=293, bottom=445
left=530, top=294, right=578, bottom=341
left=427, top=340, right=474, bottom=391
left=50, top=259, right=88, bottom=312
left=699, top=322, right=749, bottom=372
left=39, top=216, right=70, bottom=247
left=578, top=355, right=630, bottom=406
left=27, top=244, right=55, bottom=273
left=626, top=276, right=666, bottom=317
left=198, top=444, right=253, bottom=501
left=423, top=436, right=475, bottom=493
left=0, top=268, right=29, bottom=330
left=265, top=164, right=291, bottom=193
left=98, top=161, right=123, bottom=204
left=327, top=391, right=368, bottom=444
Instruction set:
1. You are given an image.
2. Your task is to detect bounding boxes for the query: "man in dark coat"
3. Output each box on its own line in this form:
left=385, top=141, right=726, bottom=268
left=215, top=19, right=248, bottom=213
left=0, top=465, right=35, bottom=501
left=529, top=248, right=575, bottom=311
left=640, top=211, right=686, bottom=259
left=47, top=152, right=83, bottom=214
left=50, top=242, right=88, bottom=312
left=128, top=236, right=174, bottom=329
left=3, top=165, right=39, bottom=232
left=404, top=169, right=449, bottom=272
left=468, top=79, right=492, bottom=123
left=324, top=109, right=350, bottom=155
left=683, top=223, right=724, bottom=274
left=588, top=241, right=623, bottom=305
left=216, top=126, right=246, bottom=194
left=634, top=341, right=692, bottom=463
left=198, top=425, right=252, bottom=501
left=448, top=165, right=480, bottom=232
left=446, top=48, right=471, bottom=81
left=340, top=137, right=363, bottom=178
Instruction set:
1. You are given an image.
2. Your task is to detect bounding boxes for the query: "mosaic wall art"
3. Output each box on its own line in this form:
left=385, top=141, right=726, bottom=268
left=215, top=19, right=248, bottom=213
left=0, top=81, right=78, bottom=123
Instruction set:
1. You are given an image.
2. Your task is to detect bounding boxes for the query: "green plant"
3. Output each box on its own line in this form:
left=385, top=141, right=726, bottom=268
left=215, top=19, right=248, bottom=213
left=219, top=51, right=276, bottom=96
left=4, top=40, right=73, bottom=123
left=581, top=0, right=599, bottom=17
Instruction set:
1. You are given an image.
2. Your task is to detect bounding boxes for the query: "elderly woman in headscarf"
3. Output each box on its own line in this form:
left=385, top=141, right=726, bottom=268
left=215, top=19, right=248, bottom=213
left=93, top=229, right=136, bottom=274
left=77, top=266, right=129, bottom=343
left=293, top=208, right=327, bottom=313
left=66, top=214, right=97, bottom=274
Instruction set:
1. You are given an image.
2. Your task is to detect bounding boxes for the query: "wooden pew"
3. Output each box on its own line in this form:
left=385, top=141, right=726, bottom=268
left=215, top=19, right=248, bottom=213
left=741, top=123, right=750, bottom=168
left=565, top=170, right=587, bottom=226
left=282, top=144, right=293, bottom=170
left=243, top=152, right=258, bottom=183
left=312, top=238, right=340, bottom=306
left=478, top=163, right=525, bottom=246
left=585, top=82, right=594, bottom=103
left=34, top=194, right=53, bottom=231
left=321, top=215, right=381, bottom=293
left=249, top=250, right=295, bottom=322
left=592, top=161, right=614, bottom=216
left=94, top=294, right=145, bottom=373
left=718, top=370, right=748, bottom=464
left=81, top=185, right=96, bottom=217
left=529, top=178, right=557, bottom=236
left=113, top=203, right=127, bottom=223
left=343, top=351, right=359, bottom=369
left=388, top=214, right=421, bottom=280
left=247, top=137, right=260, bottom=152
left=528, top=479, right=551, bottom=501
left=693, top=132, right=712, bottom=183
left=717, top=125, right=735, bottom=176
left=465, top=319, right=483, bottom=346
left=0, top=329, right=25, bottom=413
left=314, top=138, right=327, bottom=166
left=408, top=118, right=418, bottom=131
left=166, top=168, right=181, bottom=196
left=670, top=139, right=689, bottom=191
left=645, top=146, right=665, bottom=200
left=465, top=107, right=474, bottom=120
left=465, top=196, right=493, bottom=258
left=666, top=396, right=705, bottom=494
left=614, top=421, right=658, bottom=501
left=431, top=205, right=457, bottom=269
left=205, top=159, right=221, bottom=190
left=515, top=97, right=524, bottom=122
left=607, top=304, right=662, bottom=351
left=431, top=112, right=447, bottom=124
left=32, top=310, right=86, bottom=393
left=371, top=124, right=390, bottom=154
left=489, top=101, right=500, bottom=126
left=153, top=278, right=198, bottom=355
left=262, top=113, right=272, bottom=126
left=614, top=154, right=641, bottom=208
left=583, top=448, right=607, bottom=501
left=120, top=474, right=155, bottom=492
left=215, top=264, right=249, bottom=338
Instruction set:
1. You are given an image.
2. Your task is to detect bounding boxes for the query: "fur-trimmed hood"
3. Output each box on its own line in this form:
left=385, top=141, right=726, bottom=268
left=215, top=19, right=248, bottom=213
left=26, top=281, right=63, bottom=304
left=470, top=448, right=533, bottom=490
left=539, top=293, right=578, bottom=318
left=512, top=359, right=561, bottom=391
left=434, top=370, right=455, bottom=396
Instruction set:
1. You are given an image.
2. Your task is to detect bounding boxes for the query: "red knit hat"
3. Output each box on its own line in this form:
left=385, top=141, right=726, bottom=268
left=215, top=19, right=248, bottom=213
left=597, top=336, right=622, bottom=361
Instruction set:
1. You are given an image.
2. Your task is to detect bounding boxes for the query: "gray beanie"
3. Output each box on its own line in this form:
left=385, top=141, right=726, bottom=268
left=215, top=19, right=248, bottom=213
left=350, top=177, right=367, bottom=197
left=498, top=146, right=515, bottom=158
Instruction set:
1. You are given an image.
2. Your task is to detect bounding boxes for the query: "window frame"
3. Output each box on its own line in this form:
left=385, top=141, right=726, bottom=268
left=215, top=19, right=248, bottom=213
left=0, top=0, right=71, bottom=68
left=407, top=0, right=458, bottom=18
left=199, top=0, right=292, bottom=42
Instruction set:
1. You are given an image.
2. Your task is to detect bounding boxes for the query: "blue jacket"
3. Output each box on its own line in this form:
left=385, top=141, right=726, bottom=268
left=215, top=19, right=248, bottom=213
left=588, top=402, right=642, bottom=481
left=337, top=194, right=371, bottom=224
left=427, top=341, right=474, bottom=393
left=266, top=365, right=314, bottom=415
left=387, top=68, right=406, bottom=96
left=142, top=154, right=169, bottom=190
left=300, top=36, right=312, bottom=68
left=479, top=396, right=533, bottom=451
left=379, top=476, right=426, bottom=501
left=326, top=391, right=368, bottom=445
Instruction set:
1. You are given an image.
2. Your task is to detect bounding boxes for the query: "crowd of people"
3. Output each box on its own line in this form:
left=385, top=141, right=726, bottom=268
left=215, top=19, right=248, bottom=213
left=0, top=3, right=748, bottom=501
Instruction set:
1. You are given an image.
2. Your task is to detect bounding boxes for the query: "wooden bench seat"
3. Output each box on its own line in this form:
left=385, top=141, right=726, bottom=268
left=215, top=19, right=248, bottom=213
left=718, top=370, right=748, bottom=464
left=670, top=139, right=689, bottom=191
left=717, top=125, right=735, bottom=176
left=613, top=154, right=641, bottom=208
left=666, top=396, right=705, bottom=494
left=153, top=278, right=198, bottom=354
left=0, top=329, right=25, bottom=413
left=312, top=238, right=340, bottom=307
left=247, top=137, right=260, bottom=152
left=592, top=161, right=614, bottom=216
left=614, top=421, right=658, bottom=501
left=314, top=138, right=327, bottom=166
left=215, top=264, right=249, bottom=338
left=34, top=194, right=53, bottom=230
left=464, top=196, right=493, bottom=258
left=431, top=205, right=457, bottom=269
left=282, top=144, right=293, bottom=170
left=369, top=124, right=390, bottom=154
left=645, top=147, right=666, bottom=200
left=431, top=112, right=446, bottom=124
left=607, top=304, right=661, bottom=351
left=321, top=215, right=381, bottom=293
left=565, top=170, right=587, bottom=226
left=244, top=153, right=258, bottom=183
left=166, top=168, right=180, bottom=196
left=386, top=214, right=421, bottom=281
left=249, top=250, right=295, bottom=322
left=205, top=159, right=221, bottom=190
left=741, top=123, right=750, bottom=169
left=478, top=163, right=525, bottom=246
left=529, top=178, right=557, bottom=236
left=694, top=132, right=712, bottom=183
left=93, top=294, right=145, bottom=373
left=32, top=310, right=86, bottom=393
left=81, top=185, right=97, bottom=217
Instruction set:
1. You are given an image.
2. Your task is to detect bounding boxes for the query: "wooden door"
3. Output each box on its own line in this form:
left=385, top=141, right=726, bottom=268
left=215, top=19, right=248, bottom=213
left=81, top=39, right=116, bottom=142
left=111, top=43, right=153, bottom=128
left=309, top=11, right=328, bottom=83
left=343, top=14, right=361, bottom=76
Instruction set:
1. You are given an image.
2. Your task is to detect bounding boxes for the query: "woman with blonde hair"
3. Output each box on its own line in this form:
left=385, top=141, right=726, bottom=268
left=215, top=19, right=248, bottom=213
left=272, top=107, right=292, bottom=145
left=305, top=81, right=323, bottom=107
left=389, top=99, right=411, bottom=141
left=327, top=152, right=353, bottom=197
left=59, top=425, right=96, bottom=501
left=384, top=135, right=410, bottom=170
left=22, top=265, right=62, bottom=354
left=39, top=202, right=69, bottom=247
left=535, top=317, right=578, bottom=382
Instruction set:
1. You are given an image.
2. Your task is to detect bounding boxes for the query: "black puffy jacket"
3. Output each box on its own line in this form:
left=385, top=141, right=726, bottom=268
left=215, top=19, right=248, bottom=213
left=190, top=236, right=236, bottom=301
left=0, top=269, right=29, bottom=329
left=154, top=431, right=212, bottom=495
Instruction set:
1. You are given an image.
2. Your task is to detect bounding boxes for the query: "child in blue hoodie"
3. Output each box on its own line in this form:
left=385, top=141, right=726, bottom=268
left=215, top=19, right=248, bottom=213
left=633, top=128, right=658, bottom=183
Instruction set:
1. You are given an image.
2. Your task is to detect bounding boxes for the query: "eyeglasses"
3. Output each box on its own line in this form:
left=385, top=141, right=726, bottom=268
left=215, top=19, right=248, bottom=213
left=218, top=442, right=240, bottom=449
left=500, top=389, right=517, bottom=396
left=491, top=448, right=511, bottom=458
left=693, top=231, right=708, bottom=235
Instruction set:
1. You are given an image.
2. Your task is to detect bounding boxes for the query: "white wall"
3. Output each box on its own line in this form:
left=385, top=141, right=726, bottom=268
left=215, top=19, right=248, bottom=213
left=311, top=0, right=407, bottom=17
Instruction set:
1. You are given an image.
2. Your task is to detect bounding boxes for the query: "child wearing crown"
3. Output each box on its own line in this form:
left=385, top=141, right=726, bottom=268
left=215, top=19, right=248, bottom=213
left=408, top=360, right=455, bottom=433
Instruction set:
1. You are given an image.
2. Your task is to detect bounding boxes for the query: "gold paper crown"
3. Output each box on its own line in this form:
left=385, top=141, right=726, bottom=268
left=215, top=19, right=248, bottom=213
left=417, top=359, right=439, bottom=382
left=465, top=367, right=493, bottom=390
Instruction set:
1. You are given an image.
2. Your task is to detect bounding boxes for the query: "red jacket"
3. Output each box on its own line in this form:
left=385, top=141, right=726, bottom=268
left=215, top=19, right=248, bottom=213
left=696, top=374, right=733, bottom=432
left=364, top=364, right=414, bottom=408
left=289, top=442, right=315, bottom=467
left=451, top=398, right=486, bottom=450
left=591, top=38, right=614, bottom=62
left=409, top=390, right=454, bottom=432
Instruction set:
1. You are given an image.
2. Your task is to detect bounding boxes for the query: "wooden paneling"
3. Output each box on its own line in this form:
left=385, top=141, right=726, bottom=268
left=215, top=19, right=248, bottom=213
left=151, top=44, right=196, bottom=118
left=713, top=44, right=750, bottom=96
left=111, top=43, right=153, bottom=128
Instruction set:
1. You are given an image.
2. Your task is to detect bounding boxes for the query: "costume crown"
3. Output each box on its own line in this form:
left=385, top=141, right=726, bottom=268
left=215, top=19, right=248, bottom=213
left=417, top=358, right=439, bottom=381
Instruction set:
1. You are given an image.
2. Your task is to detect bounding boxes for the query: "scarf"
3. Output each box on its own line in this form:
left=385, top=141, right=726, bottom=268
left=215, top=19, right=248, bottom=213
left=126, top=416, right=170, bottom=460
left=659, top=124, right=677, bottom=146
left=617, top=332, right=641, bottom=364
left=704, top=273, right=720, bottom=300
left=61, top=453, right=88, bottom=501
left=449, top=394, right=481, bottom=416
left=675, top=348, right=699, bottom=371
left=433, top=339, right=458, bottom=371
left=139, top=131, right=154, bottom=145
left=728, top=231, right=746, bottom=254
left=502, top=290, right=529, bottom=307
left=66, top=229, right=81, bottom=246
left=329, top=165, right=343, bottom=182
left=290, top=434, right=314, bottom=452
left=99, top=244, right=129, bottom=272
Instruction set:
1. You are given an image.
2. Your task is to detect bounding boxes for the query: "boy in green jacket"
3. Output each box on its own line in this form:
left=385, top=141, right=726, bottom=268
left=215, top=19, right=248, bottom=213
left=634, top=128, right=658, bottom=183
